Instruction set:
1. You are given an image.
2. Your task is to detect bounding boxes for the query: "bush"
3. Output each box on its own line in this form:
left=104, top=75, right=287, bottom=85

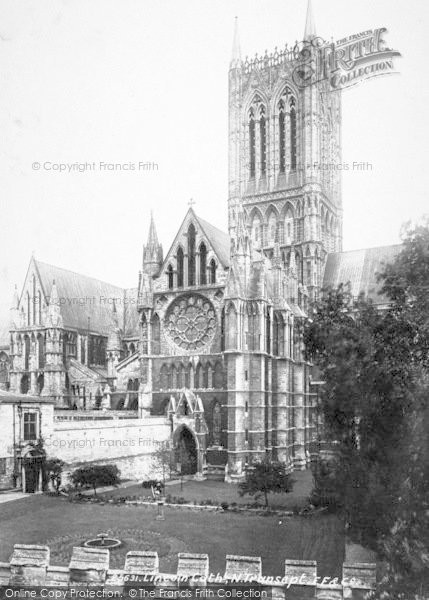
left=142, top=479, right=162, bottom=489
left=70, top=464, right=120, bottom=497
left=220, top=501, right=229, bottom=511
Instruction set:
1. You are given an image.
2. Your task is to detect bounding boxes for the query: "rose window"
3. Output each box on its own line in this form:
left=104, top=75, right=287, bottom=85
left=165, top=294, right=216, bottom=351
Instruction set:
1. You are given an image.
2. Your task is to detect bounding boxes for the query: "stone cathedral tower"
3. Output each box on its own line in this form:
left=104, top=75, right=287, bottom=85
left=228, top=4, right=342, bottom=302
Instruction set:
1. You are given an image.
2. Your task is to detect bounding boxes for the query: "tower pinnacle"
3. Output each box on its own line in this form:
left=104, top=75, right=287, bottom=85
left=147, top=211, right=159, bottom=247
left=142, top=212, right=163, bottom=276
left=230, top=17, right=241, bottom=68
left=304, top=0, right=316, bottom=41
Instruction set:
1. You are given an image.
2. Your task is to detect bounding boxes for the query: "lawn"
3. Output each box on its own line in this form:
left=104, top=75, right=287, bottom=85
left=102, top=470, right=314, bottom=510
left=0, top=491, right=345, bottom=579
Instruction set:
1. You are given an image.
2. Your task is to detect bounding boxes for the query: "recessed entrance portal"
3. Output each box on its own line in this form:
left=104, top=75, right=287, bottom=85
left=22, top=450, right=44, bottom=493
left=174, top=426, right=198, bottom=475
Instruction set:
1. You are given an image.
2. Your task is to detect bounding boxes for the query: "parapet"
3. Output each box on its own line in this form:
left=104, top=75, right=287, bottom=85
left=0, top=544, right=377, bottom=599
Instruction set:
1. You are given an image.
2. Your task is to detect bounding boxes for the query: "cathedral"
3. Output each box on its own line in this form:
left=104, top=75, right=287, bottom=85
left=3, top=2, right=399, bottom=484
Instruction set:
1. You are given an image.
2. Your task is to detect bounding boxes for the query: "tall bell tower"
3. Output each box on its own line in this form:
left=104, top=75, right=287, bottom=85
left=228, top=0, right=343, bottom=302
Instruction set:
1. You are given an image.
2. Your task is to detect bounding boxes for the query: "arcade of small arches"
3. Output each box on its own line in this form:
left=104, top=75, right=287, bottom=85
left=0, top=351, right=9, bottom=388
left=121, top=341, right=138, bottom=358
left=245, top=201, right=339, bottom=253
left=246, top=87, right=297, bottom=181
left=222, top=303, right=296, bottom=358
left=157, top=360, right=223, bottom=391
left=165, top=224, right=218, bottom=291
left=21, top=275, right=45, bottom=328
left=12, top=332, right=46, bottom=372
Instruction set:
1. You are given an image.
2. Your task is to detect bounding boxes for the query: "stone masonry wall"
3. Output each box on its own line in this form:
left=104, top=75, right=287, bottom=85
left=0, top=544, right=376, bottom=600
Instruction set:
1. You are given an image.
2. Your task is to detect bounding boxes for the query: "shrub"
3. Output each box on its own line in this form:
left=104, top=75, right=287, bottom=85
left=221, top=502, right=229, bottom=511
left=70, top=464, right=120, bottom=497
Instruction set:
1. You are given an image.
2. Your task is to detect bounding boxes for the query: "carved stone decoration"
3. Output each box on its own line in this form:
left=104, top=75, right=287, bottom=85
left=165, top=294, right=216, bottom=351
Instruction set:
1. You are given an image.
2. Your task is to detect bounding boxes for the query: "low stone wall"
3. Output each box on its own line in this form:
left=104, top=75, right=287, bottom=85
left=0, top=544, right=376, bottom=599
left=47, top=416, right=171, bottom=481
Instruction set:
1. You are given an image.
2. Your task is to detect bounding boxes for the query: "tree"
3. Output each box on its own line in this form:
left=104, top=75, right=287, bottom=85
left=151, top=441, right=173, bottom=487
left=70, top=464, right=120, bottom=497
left=45, top=458, right=65, bottom=493
left=304, top=219, right=429, bottom=599
left=238, top=459, right=294, bottom=508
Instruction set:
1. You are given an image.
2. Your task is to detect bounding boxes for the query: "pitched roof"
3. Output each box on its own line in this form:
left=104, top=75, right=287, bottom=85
left=0, top=389, right=55, bottom=404
left=196, top=215, right=230, bottom=267
left=323, top=244, right=402, bottom=305
left=123, top=288, right=139, bottom=338
left=34, top=260, right=139, bottom=337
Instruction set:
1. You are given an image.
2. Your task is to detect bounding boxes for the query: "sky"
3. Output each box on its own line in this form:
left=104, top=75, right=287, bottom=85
left=0, top=0, right=428, bottom=327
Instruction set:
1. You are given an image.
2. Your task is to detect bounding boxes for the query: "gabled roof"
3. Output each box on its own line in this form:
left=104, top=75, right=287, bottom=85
left=123, top=288, right=139, bottom=338
left=197, top=215, right=230, bottom=267
left=33, top=260, right=139, bottom=337
left=161, top=208, right=230, bottom=274
left=0, top=389, right=55, bottom=404
left=323, top=244, right=402, bottom=305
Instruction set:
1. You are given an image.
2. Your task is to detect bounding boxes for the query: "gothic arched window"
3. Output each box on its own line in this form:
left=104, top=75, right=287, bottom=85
left=167, top=264, right=174, bottom=290
left=273, top=315, right=279, bottom=356
left=177, top=363, right=184, bottom=388
left=195, top=363, right=203, bottom=388
left=177, top=247, right=184, bottom=288
left=37, top=334, right=45, bottom=369
left=268, top=213, right=277, bottom=244
left=251, top=213, right=262, bottom=247
left=199, top=242, right=207, bottom=285
left=209, top=259, right=217, bottom=284
left=188, top=223, right=196, bottom=286
left=160, top=364, right=169, bottom=389
left=284, top=207, right=294, bottom=245
left=214, top=361, right=223, bottom=389
left=185, top=363, right=191, bottom=388
left=212, top=401, right=221, bottom=446
left=249, top=107, right=256, bottom=178
left=151, top=313, right=161, bottom=355
left=266, top=309, right=271, bottom=354
left=260, top=105, right=266, bottom=176
left=279, top=100, right=286, bottom=173
left=290, top=101, right=297, bottom=171
left=24, top=335, right=30, bottom=371
left=32, top=276, right=36, bottom=326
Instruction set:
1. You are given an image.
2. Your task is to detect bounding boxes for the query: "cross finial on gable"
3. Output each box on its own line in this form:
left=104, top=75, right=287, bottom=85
left=188, top=198, right=196, bottom=208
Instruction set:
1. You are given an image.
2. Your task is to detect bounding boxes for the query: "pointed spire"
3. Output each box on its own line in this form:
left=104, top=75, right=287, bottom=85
left=142, top=211, right=163, bottom=275
left=147, top=211, right=159, bottom=247
left=230, top=16, right=241, bottom=68
left=304, top=0, right=316, bottom=41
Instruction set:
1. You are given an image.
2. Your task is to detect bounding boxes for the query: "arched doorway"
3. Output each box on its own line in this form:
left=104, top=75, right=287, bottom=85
left=174, top=426, right=198, bottom=475
left=21, top=449, right=44, bottom=493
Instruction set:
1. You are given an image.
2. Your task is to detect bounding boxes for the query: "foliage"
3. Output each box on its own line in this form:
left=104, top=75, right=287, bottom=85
left=70, top=464, right=120, bottom=497
left=304, top=219, right=429, bottom=599
left=238, top=459, right=294, bottom=507
left=45, top=458, right=65, bottom=493
left=151, top=441, right=173, bottom=486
